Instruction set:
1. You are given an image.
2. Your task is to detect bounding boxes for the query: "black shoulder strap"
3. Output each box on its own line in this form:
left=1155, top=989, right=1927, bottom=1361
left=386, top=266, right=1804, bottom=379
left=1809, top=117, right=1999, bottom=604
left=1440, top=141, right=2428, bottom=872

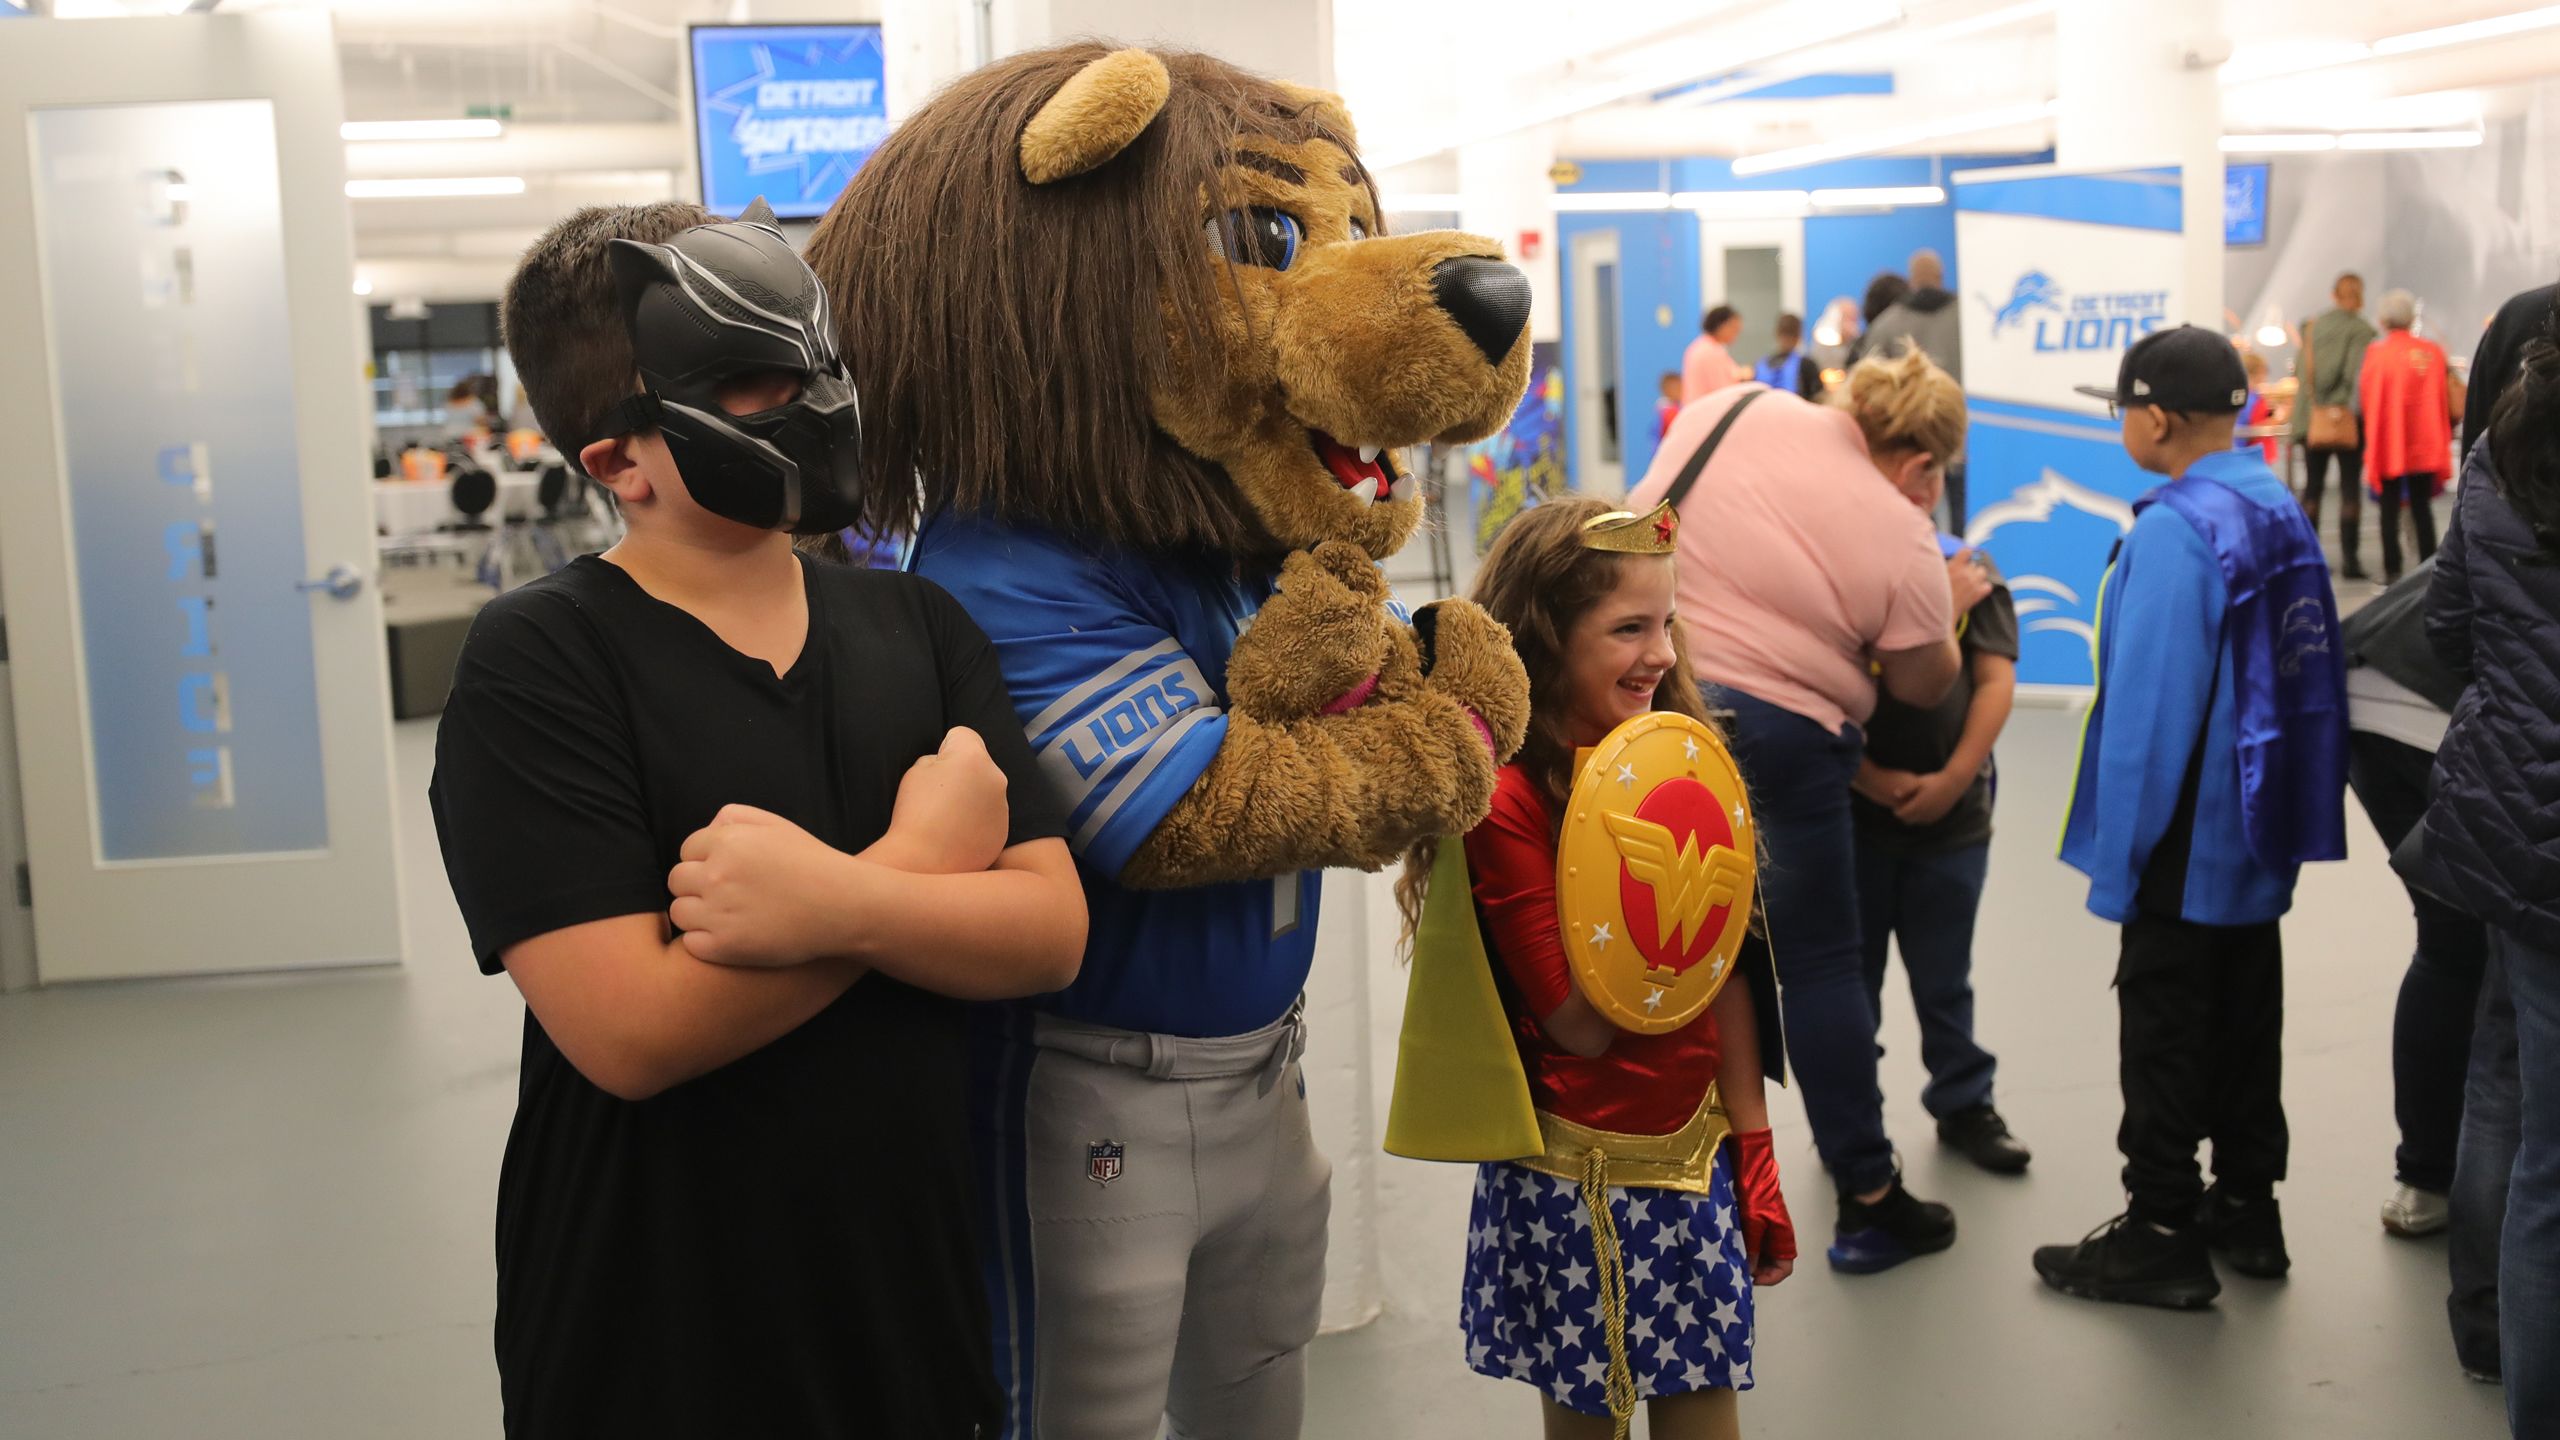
left=1660, top=387, right=1768, bottom=514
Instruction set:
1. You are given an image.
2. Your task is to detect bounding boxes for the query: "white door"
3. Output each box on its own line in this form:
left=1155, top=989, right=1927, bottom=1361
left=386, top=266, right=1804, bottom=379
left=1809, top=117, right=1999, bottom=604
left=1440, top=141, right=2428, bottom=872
left=1569, top=229, right=1625, bottom=499
left=0, top=14, right=403, bottom=981
left=1699, top=216, right=1806, bottom=364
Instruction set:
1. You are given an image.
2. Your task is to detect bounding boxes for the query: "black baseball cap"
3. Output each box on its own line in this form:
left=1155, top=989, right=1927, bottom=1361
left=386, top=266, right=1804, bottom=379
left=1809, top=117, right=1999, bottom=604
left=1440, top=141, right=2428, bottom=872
left=2073, top=325, right=2250, bottom=414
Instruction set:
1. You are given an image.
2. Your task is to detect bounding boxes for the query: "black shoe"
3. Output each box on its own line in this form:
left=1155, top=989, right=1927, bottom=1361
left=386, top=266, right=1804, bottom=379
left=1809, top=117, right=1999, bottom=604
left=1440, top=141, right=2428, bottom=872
left=1937, top=1104, right=2033, bottom=1174
left=2343, top=561, right=2371, bottom=582
left=1828, top=1176, right=1957, bottom=1274
left=2034, top=1213, right=2221, bottom=1309
left=2197, top=1187, right=2291, bottom=1278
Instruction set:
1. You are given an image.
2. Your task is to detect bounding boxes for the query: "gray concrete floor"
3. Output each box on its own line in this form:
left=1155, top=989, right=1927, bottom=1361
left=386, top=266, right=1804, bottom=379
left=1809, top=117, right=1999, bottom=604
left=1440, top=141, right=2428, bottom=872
left=0, top=702, right=2509, bottom=1439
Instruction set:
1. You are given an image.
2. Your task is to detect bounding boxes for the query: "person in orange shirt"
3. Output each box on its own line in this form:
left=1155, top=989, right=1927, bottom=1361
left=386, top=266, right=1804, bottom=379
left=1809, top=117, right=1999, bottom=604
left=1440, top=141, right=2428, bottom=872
left=2358, top=290, right=2455, bottom=582
left=1682, top=305, right=1746, bottom=404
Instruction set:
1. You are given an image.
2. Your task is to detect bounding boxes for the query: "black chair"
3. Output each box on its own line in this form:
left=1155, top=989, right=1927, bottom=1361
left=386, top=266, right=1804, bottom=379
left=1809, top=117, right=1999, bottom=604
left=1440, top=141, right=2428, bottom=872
left=447, top=465, right=498, bottom=532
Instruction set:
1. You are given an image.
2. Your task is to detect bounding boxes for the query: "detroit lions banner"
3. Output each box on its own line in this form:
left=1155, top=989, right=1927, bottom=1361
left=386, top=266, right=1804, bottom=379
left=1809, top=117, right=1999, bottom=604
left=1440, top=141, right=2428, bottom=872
left=1956, top=165, right=2185, bottom=689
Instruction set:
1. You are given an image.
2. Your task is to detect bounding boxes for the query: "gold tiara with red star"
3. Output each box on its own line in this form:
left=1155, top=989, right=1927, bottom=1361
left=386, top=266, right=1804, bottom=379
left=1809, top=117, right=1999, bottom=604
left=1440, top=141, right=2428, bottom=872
left=1579, top=498, right=1679, bottom=554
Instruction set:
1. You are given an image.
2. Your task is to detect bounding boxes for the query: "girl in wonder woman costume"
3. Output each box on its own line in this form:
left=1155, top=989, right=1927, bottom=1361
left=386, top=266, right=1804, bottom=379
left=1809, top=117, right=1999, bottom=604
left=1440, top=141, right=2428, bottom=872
left=1399, top=496, right=1795, bottom=1440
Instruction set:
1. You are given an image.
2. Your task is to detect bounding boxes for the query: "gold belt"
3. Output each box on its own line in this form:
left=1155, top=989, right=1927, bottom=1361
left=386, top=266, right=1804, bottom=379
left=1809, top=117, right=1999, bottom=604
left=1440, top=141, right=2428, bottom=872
left=1516, top=1082, right=1729, bottom=1195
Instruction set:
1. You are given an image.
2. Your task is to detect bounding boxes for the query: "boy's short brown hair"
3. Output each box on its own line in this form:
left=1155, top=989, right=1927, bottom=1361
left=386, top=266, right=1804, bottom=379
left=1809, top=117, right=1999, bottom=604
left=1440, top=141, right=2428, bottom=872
left=501, top=201, right=717, bottom=468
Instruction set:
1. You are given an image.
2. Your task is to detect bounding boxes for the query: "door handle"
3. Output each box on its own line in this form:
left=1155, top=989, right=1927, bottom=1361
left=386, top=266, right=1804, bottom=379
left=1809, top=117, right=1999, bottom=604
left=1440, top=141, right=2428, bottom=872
left=296, top=564, right=363, bottom=601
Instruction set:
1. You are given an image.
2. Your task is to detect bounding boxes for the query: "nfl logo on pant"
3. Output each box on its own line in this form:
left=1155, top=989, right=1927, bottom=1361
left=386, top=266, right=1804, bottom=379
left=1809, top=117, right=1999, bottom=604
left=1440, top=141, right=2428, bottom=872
left=1086, top=1140, right=1125, bottom=1186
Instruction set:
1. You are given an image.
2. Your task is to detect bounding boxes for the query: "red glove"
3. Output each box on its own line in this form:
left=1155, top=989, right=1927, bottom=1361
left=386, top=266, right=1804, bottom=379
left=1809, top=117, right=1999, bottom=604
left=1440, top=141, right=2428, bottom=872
left=1729, top=1128, right=1796, bottom=1281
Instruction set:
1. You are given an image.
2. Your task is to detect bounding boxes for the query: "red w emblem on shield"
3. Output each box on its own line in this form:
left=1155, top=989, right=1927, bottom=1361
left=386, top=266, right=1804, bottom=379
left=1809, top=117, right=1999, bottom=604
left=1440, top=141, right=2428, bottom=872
left=1087, top=1140, right=1125, bottom=1186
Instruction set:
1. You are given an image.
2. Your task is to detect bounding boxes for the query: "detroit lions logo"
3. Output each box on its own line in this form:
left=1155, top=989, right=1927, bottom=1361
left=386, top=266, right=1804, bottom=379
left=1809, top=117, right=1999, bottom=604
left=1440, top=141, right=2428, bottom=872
left=2277, top=596, right=2332, bottom=677
left=1965, top=470, right=2139, bottom=687
left=1985, top=270, right=2066, bottom=338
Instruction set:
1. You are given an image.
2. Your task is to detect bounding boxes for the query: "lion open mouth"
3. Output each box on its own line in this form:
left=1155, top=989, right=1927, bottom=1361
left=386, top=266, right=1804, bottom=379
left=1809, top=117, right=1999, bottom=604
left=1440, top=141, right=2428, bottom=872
left=1309, top=430, right=1416, bottom=506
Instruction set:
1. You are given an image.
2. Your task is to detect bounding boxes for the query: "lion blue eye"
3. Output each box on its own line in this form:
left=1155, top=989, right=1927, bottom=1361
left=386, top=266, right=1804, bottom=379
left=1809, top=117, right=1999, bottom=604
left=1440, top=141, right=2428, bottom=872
left=1207, top=207, right=1302, bottom=270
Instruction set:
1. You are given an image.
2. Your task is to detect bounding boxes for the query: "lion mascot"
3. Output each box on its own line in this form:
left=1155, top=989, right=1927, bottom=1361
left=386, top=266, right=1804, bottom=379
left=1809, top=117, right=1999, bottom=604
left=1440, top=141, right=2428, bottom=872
left=809, top=40, right=1536, bottom=1440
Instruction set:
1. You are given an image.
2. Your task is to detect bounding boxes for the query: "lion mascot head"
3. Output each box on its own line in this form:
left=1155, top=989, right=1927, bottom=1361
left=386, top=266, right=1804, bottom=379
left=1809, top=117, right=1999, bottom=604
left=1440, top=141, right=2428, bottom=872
left=808, top=42, right=1533, bottom=564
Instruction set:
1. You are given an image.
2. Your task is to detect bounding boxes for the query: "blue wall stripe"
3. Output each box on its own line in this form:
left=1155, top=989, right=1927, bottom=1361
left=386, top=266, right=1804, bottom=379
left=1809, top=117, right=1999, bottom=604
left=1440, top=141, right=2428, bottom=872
left=1955, top=170, right=2183, bottom=232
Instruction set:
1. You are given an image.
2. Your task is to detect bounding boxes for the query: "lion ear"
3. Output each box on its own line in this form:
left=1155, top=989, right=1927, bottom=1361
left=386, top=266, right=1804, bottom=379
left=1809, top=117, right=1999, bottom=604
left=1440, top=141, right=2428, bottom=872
left=1274, top=81, right=1357, bottom=149
left=1019, top=48, right=1172, bottom=185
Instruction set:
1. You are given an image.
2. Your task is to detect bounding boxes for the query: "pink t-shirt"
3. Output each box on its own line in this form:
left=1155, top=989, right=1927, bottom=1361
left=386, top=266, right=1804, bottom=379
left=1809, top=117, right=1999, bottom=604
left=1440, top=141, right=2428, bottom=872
left=1627, top=384, right=1952, bottom=734
left=1680, top=335, right=1743, bottom=405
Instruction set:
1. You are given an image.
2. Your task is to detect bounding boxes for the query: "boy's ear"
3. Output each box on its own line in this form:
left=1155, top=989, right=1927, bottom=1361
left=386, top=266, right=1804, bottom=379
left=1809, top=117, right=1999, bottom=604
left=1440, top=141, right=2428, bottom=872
left=580, top=434, right=650, bottom=505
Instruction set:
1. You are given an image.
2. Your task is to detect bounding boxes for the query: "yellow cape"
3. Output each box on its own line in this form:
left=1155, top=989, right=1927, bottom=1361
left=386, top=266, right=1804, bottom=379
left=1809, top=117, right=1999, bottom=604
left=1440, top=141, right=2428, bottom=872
left=1382, top=838, right=1541, bottom=1162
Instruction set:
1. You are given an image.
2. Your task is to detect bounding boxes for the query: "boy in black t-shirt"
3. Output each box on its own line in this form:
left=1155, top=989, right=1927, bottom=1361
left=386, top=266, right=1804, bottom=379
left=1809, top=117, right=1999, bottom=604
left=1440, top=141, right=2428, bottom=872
left=1850, top=489, right=2034, bottom=1177
left=430, top=201, right=1086, bottom=1438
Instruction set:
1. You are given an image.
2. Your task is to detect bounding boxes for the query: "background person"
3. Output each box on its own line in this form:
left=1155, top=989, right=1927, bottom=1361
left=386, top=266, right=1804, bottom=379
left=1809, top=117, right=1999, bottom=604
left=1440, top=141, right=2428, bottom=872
left=1684, top=304, right=1747, bottom=404
left=1845, top=271, right=1910, bottom=367
left=2360, top=290, right=2456, bottom=582
left=2037, top=327, right=2347, bottom=1311
left=1863, top=251, right=1969, bottom=530
left=2337, top=562, right=2499, bottom=1382
left=1851, top=453, right=2030, bottom=1178
left=1630, top=349, right=1988, bottom=1275
left=1755, top=312, right=1820, bottom=400
left=2413, top=293, right=2560, bottom=1436
left=2295, top=272, right=2379, bottom=580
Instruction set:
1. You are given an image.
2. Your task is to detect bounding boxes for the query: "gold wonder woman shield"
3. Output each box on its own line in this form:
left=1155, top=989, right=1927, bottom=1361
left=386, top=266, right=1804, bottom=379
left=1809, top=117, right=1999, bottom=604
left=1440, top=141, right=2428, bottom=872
left=1556, top=712, right=1756, bottom=1034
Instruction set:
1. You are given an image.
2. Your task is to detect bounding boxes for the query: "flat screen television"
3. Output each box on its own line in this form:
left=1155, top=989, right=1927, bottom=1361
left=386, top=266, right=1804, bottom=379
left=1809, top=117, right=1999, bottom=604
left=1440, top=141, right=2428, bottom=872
left=689, top=23, right=887, bottom=222
left=2224, top=162, right=2270, bottom=248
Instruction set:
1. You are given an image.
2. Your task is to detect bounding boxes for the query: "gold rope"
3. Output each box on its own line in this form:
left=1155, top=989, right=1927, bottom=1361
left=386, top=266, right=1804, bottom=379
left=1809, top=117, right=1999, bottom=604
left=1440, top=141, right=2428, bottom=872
left=1579, top=1147, right=1637, bottom=1440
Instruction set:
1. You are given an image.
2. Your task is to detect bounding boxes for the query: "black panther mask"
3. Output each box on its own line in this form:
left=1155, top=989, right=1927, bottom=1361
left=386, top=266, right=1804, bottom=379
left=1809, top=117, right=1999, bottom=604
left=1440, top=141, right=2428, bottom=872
left=598, top=198, right=862, bottom=535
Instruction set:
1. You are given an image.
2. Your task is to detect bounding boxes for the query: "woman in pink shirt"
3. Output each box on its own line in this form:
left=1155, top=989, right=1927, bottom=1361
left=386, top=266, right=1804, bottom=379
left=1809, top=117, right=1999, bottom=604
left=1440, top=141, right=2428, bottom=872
left=1628, top=347, right=1988, bottom=1274
left=1682, top=304, right=1746, bottom=404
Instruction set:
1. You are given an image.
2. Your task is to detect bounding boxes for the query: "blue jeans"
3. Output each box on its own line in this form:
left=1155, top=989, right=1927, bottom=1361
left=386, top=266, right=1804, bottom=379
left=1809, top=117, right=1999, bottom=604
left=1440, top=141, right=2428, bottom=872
left=1714, top=686, right=1893, bottom=1195
left=2450, top=946, right=2516, bottom=1378
left=1854, top=839, right=1998, bottom=1119
left=2500, top=929, right=2560, bottom=1435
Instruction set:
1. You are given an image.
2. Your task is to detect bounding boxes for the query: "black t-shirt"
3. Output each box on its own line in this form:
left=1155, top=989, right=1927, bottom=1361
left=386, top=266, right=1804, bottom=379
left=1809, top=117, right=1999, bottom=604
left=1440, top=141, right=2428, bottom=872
left=428, top=555, right=1061, bottom=1439
left=1853, top=571, right=2020, bottom=855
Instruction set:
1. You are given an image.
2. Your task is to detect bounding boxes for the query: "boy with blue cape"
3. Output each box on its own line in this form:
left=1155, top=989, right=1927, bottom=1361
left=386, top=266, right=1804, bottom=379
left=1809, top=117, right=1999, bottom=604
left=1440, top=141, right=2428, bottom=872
left=2033, top=326, right=2350, bottom=1310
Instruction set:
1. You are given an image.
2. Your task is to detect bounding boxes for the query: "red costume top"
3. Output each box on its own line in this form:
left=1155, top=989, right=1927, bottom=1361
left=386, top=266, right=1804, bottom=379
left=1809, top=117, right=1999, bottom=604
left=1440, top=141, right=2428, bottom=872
left=1464, top=762, right=1723, bottom=1137
left=2359, top=330, right=2454, bottom=497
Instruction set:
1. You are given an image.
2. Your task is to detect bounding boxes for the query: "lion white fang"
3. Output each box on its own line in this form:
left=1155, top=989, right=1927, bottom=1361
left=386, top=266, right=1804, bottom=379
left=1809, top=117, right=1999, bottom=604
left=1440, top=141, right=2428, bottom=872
left=1349, top=477, right=1380, bottom=504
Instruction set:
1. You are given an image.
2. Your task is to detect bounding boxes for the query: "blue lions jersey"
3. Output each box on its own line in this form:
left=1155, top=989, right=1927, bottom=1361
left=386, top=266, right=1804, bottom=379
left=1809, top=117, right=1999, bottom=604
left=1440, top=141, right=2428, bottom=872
left=911, top=516, right=1319, bottom=1038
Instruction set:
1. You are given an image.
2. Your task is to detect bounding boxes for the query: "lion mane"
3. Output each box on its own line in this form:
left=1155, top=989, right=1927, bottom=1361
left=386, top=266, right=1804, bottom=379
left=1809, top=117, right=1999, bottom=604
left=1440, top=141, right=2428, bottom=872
left=808, top=42, right=1532, bottom=567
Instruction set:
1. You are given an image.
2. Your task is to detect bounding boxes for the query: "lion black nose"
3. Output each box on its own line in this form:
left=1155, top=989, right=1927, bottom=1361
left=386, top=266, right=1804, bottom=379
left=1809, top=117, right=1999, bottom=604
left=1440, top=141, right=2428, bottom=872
left=1432, top=256, right=1531, bottom=365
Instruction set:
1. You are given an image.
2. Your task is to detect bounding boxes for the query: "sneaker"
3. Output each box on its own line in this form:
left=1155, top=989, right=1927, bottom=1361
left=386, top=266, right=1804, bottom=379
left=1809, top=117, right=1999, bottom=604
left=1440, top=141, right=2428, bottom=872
left=1937, top=1104, right=2033, bottom=1175
left=2198, top=1187, right=2291, bottom=1278
left=2033, top=1213, right=2221, bottom=1310
left=2380, top=1183, right=2449, bottom=1238
left=1827, top=1176, right=1957, bottom=1274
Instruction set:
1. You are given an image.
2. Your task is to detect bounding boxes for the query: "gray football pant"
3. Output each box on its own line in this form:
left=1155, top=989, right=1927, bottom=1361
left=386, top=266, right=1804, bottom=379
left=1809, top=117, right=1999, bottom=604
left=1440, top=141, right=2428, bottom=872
left=1005, top=1001, right=1331, bottom=1440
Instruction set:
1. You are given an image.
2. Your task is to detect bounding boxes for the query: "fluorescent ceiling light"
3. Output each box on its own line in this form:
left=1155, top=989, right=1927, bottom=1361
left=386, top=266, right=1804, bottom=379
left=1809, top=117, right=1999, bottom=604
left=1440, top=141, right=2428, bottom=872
left=1380, top=192, right=1464, bottom=211
left=2219, top=40, right=2372, bottom=85
left=1675, top=189, right=1811, bottom=217
left=1733, top=98, right=2056, bottom=176
left=1373, top=0, right=1905, bottom=168
left=1551, top=191, right=1672, bottom=211
left=2220, top=133, right=2338, bottom=152
left=2223, top=6, right=2560, bottom=85
left=344, top=177, right=527, bottom=199
left=2372, top=5, right=2560, bottom=56
left=1810, top=185, right=1946, bottom=207
left=2219, top=128, right=2481, bottom=153
left=2338, top=129, right=2484, bottom=150
left=352, top=276, right=375, bottom=297
left=340, top=119, right=505, bottom=142
left=1917, top=0, right=2055, bottom=45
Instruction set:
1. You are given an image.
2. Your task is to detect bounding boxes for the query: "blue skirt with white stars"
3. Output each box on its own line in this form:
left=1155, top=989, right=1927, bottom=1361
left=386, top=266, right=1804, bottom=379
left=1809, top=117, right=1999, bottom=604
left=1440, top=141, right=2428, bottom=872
left=1458, top=1152, right=1756, bottom=1415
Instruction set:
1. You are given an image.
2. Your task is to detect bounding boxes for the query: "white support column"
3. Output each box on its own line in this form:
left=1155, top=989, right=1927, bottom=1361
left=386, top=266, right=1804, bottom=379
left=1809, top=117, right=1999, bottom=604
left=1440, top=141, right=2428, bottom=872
left=2054, top=0, right=2225, bottom=326
left=1458, top=127, right=1561, bottom=346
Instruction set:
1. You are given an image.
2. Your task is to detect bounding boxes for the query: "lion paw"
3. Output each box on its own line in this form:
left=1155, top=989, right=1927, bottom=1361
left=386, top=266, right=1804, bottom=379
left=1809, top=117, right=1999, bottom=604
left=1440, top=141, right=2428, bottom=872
left=1413, top=599, right=1530, bottom=761
left=1227, top=541, right=1397, bottom=722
